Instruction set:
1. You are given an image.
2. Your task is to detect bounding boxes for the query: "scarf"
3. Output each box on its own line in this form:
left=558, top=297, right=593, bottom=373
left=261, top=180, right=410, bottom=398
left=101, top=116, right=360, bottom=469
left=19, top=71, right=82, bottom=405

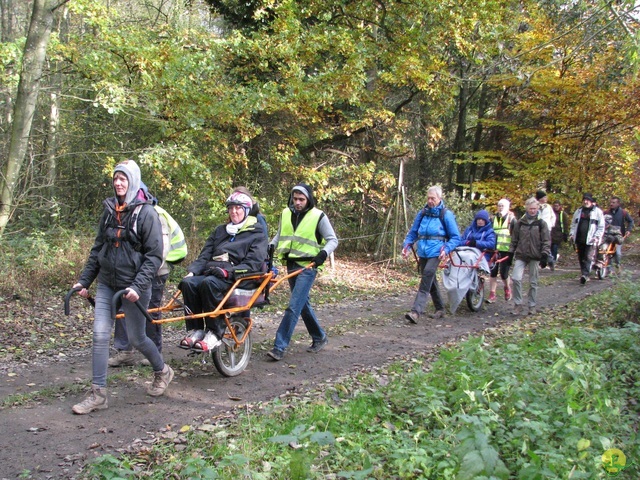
left=226, top=217, right=248, bottom=236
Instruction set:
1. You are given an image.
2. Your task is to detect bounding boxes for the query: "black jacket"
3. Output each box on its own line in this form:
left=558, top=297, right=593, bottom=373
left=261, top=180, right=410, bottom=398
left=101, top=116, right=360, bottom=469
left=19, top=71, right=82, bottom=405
left=79, top=196, right=163, bottom=295
left=187, top=217, right=268, bottom=277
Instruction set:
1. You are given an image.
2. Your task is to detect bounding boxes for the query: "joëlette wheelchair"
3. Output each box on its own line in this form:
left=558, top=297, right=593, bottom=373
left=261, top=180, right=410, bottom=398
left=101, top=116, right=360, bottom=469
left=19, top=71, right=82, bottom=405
left=439, top=248, right=509, bottom=312
left=593, top=241, right=617, bottom=280
left=65, top=250, right=309, bottom=377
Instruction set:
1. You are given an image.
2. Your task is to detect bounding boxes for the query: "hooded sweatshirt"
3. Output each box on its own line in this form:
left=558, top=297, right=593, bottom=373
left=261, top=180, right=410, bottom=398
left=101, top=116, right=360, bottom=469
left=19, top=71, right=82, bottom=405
left=78, top=160, right=163, bottom=295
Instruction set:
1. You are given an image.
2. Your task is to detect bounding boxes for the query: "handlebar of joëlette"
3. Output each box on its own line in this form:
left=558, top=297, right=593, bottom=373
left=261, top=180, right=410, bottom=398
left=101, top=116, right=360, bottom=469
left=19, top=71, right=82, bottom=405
left=111, top=289, right=154, bottom=322
left=64, top=286, right=95, bottom=315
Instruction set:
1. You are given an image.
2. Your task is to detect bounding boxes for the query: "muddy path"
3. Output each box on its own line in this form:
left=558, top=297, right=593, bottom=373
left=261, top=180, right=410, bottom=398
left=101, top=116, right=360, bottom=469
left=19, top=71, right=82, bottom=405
left=0, top=263, right=631, bottom=479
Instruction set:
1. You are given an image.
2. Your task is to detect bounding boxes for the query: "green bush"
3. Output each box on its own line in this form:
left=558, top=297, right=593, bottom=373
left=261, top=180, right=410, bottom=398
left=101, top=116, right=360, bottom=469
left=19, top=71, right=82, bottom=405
left=0, top=228, right=93, bottom=296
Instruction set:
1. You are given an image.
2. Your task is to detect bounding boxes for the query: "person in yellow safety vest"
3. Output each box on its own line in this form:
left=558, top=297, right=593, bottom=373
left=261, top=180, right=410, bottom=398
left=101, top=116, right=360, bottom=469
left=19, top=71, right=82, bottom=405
left=108, top=184, right=187, bottom=367
left=488, top=198, right=516, bottom=303
left=266, top=183, right=339, bottom=361
left=549, top=200, right=570, bottom=271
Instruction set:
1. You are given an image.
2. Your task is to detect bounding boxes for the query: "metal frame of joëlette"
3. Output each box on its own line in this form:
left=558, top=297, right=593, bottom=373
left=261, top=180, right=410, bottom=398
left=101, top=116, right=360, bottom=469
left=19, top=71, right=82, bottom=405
left=114, top=265, right=312, bottom=347
left=439, top=249, right=509, bottom=269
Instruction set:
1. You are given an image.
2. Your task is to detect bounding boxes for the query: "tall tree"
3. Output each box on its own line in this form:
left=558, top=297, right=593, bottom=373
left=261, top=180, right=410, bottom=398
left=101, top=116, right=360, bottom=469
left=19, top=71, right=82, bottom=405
left=0, top=0, right=69, bottom=237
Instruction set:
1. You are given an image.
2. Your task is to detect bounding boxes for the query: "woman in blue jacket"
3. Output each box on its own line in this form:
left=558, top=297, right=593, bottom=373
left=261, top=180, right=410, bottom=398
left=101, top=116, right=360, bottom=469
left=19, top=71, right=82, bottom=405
left=402, top=186, right=461, bottom=322
left=460, top=210, right=497, bottom=261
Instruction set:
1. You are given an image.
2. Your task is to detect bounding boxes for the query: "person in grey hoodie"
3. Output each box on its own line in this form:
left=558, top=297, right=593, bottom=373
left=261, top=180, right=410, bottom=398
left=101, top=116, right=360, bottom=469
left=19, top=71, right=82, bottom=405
left=266, top=183, right=338, bottom=361
left=72, top=160, right=174, bottom=414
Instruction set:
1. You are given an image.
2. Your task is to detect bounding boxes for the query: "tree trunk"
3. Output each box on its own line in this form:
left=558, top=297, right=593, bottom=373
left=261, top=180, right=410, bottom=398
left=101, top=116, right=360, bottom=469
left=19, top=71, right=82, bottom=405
left=0, top=0, right=55, bottom=236
left=45, top=4, right=67, bottom=224
left=452, top=77, right=469, bottom=197
left=469, top=83, right=488, bottom=200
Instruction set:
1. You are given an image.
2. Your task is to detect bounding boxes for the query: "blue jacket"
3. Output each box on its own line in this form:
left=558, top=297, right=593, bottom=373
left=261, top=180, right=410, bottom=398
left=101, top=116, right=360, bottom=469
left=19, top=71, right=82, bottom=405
left=461, top=210, right=497, bottom=260
left=404, top=201, right=461, bottom=258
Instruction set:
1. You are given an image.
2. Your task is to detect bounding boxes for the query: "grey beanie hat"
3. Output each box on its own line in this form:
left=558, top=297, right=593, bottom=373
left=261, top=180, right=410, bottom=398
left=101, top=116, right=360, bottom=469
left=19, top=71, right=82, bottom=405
left=113, top=160, right=141, bottom=205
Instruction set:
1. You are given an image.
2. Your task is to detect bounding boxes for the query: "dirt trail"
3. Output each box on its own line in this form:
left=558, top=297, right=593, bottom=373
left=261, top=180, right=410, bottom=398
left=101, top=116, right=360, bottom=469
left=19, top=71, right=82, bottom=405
left=0, top=263, right=630, bottom=479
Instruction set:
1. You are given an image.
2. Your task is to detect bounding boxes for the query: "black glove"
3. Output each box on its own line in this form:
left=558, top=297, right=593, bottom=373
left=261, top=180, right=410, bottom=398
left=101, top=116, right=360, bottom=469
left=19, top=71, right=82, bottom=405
left=209, top=266, right=229, bottom=279
left=466, top=239, right=476, bottom=247
left=539, top=257, right=548, bottom=268
left=313, top=250, right=328, bottom=267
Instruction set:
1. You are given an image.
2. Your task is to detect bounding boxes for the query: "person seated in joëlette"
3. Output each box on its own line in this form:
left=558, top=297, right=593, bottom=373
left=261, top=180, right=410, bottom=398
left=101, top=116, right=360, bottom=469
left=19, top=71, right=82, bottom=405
left=460, top=209, right=497, bottom=261
left=598, top=214, right=624, bottom=253
left=178, top=192, right=268, bottom=352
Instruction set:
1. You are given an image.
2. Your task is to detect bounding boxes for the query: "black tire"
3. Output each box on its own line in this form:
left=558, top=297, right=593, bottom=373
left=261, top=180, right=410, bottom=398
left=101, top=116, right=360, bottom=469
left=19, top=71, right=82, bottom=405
left=212, top=317, right=252, bottom=377
left=466, top=277, right=485, bottom=312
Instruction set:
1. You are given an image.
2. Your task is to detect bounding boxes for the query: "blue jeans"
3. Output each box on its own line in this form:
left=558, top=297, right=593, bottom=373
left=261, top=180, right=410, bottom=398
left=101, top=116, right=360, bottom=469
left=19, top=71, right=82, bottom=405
left=613, top=244, right=622, bottom=267
left=273, top=267, right=325, bottom=353
left=93, top=283, right=165, bottom=387
left=114, top=274, right=168, bottom=352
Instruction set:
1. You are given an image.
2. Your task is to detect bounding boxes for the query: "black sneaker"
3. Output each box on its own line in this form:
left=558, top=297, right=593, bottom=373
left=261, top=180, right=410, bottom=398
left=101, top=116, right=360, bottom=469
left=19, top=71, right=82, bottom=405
left=580, top=275, right=587, bottom=285
left=307, top=336, right=329, bottom=353
left=267, top=348, right=284, bottom=361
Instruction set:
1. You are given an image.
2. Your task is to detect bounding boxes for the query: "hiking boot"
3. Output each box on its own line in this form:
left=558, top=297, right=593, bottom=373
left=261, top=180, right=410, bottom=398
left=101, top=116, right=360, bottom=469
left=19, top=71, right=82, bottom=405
left=267, top=348, right=284, bottom=361
left=405, top=311, right=419, bottom=324
left=72, top=385, right=108, bottom=414
left=108, top=350, right=136, bottom=367
left=528, top=306, right=537, bottom=315
left=307, top=336, right=329, bottom=353
left=192, top=331, right=222, bottom=352
left=179, top=329, right=205, bottom=349
left=487, top=292, right=497, bottom=304
left=504, top=286, right=512, bottom=301
left=147, top=364, right=174, bottom=397
left=429, top=310, right=445, bottom=319
left=549, top=263, right=555, bottom=272
left=580, top=275, right=587, bottom=285
left=512, top=304, right=524, bottom=316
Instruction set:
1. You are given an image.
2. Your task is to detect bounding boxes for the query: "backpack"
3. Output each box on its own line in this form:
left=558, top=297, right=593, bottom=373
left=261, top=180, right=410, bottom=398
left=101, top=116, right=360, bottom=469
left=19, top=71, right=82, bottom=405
left=129, top=204, right=188, bottom=264
left=418, top=207, right=452, bottom=239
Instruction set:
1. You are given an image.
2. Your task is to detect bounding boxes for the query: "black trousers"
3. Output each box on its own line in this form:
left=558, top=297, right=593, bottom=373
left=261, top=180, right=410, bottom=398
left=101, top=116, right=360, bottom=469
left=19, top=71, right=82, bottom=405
left=179, top=275, right=233, bottom=337
left=576, top=242, right=596, bottom=276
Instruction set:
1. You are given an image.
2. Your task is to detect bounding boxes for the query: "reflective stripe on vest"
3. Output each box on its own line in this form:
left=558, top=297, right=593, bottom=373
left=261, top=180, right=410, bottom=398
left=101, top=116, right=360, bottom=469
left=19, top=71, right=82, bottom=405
left=276, top=207, right=324, bottom=260
left=494, top=213, right=513, bottom=252
left=154, top=205, right=187, bottom=262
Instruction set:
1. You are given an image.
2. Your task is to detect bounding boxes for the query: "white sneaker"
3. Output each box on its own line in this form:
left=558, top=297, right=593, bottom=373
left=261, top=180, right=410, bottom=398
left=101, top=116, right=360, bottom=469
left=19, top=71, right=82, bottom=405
left=192, top=331, right=222, bottom=352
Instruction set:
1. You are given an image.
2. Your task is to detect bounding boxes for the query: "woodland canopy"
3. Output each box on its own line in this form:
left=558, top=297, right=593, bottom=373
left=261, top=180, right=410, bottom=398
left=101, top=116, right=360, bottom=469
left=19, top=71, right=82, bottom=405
left=0, top=0, right=638, bottom=254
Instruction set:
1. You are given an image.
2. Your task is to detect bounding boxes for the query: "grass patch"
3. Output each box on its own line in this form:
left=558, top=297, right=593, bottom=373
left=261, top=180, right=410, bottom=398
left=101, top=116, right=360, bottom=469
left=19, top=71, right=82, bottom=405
left=81, top=279, right=640, bottom=479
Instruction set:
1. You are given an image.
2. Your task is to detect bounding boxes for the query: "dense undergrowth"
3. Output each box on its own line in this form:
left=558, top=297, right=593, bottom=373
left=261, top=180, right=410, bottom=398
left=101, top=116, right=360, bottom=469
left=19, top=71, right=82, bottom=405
left=82, top=280, right=640, bottom=479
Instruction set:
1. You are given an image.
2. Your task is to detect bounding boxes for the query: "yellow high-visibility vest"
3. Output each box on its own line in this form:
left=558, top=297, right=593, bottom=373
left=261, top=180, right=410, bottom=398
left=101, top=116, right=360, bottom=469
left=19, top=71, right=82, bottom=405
left=276, top=207, right=324, bottom=263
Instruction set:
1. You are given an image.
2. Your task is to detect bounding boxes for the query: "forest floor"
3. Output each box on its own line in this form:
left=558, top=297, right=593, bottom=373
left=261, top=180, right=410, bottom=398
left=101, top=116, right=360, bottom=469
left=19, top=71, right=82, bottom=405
left=0, top=244, right=638, bottom=479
